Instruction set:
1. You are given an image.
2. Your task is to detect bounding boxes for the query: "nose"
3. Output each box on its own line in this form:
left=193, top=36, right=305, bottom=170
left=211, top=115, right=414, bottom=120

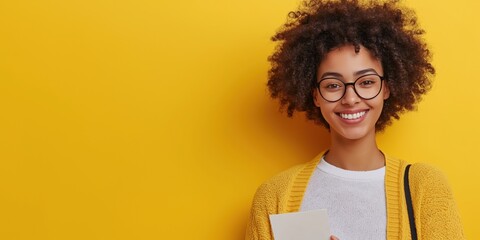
left=341, top=85, right=360, bottom=105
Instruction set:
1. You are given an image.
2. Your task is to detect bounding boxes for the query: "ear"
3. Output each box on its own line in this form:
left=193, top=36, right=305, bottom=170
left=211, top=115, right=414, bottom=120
left=313, top=89, right=322, bottom=107
left=383, top=82, right=390, bottom=100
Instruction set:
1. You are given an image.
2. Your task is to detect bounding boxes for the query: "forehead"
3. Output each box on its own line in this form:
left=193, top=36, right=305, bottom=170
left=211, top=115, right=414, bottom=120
left=317, top=45, right=383, bottom=77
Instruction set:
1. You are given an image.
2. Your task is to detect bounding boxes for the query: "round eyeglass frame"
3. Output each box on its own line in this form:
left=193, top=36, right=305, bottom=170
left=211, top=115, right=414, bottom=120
left=316, top=74, right=386, bottom=103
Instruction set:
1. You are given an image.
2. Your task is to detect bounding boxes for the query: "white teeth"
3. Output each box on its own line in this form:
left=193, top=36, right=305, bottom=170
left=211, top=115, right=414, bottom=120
left=340, top=111, right=366, bottom=120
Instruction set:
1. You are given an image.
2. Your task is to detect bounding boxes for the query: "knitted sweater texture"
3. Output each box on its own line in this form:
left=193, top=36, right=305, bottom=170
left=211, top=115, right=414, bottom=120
left=245, top=153, right=465, bottom=240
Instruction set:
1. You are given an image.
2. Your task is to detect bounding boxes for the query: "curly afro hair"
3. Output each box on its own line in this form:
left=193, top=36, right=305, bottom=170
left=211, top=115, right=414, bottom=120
left=267, top=0, right=434, bottom=131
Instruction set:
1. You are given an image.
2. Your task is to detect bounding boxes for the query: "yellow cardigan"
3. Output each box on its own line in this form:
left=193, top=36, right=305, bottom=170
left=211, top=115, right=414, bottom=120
left=246, top=153, right=465, bottom=239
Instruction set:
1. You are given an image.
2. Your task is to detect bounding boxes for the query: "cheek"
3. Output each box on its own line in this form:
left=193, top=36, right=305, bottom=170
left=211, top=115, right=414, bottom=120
left=318, top=103, right=335, bottom=123
left=368, top=99, right=385, bottom=118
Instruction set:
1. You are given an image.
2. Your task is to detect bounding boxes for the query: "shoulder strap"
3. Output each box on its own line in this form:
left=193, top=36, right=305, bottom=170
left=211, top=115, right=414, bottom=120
left=404, top=164, right=418, bottom=240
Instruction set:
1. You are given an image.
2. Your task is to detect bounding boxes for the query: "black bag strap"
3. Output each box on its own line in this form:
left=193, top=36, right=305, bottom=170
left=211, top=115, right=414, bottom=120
left=404, top=164, right=418, bottom=240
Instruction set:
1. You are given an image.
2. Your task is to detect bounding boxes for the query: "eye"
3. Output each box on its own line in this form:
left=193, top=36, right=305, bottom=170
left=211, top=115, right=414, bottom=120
left=357, top=75, right=380, bottom=88
left=326, top=83, right=341, bottom=89
left=360, top=80, right=375, bottom=85
left=319, top=79, right=344, bottom=91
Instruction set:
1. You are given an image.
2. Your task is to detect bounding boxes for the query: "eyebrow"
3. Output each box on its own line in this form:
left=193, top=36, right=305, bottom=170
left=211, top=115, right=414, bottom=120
left=319, top=68, right=380, bottom=79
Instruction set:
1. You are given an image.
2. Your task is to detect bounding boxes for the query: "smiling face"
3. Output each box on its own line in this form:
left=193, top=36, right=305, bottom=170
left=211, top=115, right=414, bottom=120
left=314, top=45, right=390, bottom=141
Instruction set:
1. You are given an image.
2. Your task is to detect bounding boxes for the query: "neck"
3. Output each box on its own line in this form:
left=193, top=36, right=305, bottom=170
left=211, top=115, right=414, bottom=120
left=325, top=130, right=385, bottom=171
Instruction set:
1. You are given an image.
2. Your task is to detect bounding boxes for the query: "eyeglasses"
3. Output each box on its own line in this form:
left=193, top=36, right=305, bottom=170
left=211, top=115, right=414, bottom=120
left=316, top=74, right=385, bottom=102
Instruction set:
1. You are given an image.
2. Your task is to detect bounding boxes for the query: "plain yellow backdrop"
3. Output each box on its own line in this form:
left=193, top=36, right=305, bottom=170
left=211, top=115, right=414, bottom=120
left=0, top=0, right=478, bottom=239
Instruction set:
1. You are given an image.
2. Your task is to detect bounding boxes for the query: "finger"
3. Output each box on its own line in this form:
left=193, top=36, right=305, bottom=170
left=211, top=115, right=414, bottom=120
left=330, top=235, right=339, bottom=240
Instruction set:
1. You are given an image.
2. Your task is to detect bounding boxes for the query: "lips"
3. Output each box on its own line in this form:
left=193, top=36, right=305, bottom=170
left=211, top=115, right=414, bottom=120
left=338, top=110, right=367, bottom=120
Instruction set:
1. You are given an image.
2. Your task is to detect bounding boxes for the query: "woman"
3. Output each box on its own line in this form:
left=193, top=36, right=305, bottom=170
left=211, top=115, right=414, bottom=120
left=246, top=0, right=465, bottom=239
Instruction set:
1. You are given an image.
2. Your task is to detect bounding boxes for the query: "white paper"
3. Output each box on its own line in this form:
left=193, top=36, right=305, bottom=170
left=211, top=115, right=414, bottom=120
left=269, top=209, right=330, bottom=240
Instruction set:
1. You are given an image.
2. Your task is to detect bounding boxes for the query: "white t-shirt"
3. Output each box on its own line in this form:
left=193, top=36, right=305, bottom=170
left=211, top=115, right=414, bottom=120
left=300, top=158, right=386, bottom=240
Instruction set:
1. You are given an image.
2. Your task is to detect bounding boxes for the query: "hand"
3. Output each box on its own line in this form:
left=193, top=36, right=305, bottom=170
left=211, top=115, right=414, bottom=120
left=330, top=235, right=339, bottom=240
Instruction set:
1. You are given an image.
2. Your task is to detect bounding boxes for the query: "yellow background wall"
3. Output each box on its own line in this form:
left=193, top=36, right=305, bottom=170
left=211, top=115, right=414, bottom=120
left=0, top=0, right=478, bottom=239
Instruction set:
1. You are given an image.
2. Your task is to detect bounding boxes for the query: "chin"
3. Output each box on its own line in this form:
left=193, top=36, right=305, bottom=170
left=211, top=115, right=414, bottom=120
left=332, top=125, right=374, bottom=141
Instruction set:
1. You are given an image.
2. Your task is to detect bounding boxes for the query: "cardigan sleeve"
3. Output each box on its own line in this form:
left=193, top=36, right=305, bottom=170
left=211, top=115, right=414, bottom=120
left=245, top=165, right=302, bottom=240
left=409, top=163, right=466, bottom=240
left=245, top=182, right=276, bottom=240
